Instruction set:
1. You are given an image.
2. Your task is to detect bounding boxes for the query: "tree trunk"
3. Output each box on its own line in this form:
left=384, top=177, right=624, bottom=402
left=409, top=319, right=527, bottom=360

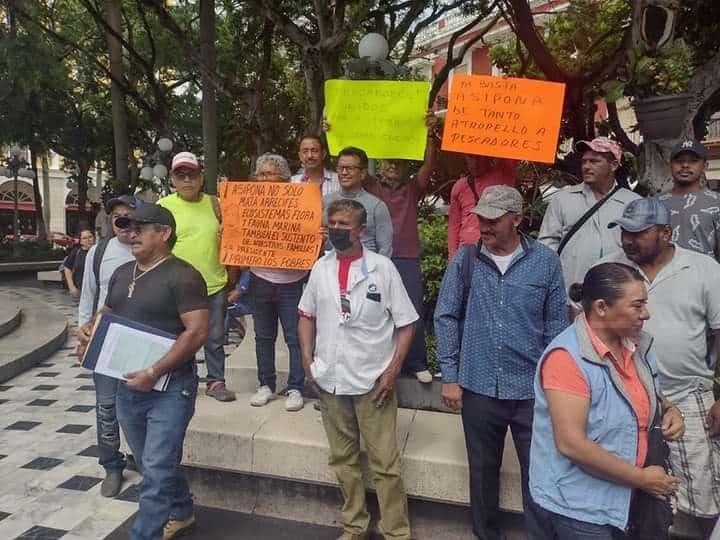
left=29, top=146, right=47, bottom=241
left=303, top=53, right=326, bottom=133
left=200, top=0, right=218, bottom=194
left=77, top=158, right=91, bottom=226
left=41, top=153, right=51, bottom=236
left=106, top=0, right=130, bottom=191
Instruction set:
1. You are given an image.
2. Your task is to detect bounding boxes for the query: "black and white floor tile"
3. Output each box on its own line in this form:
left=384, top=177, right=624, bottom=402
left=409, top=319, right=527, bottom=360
left=0, top=284, right=241, bottom=539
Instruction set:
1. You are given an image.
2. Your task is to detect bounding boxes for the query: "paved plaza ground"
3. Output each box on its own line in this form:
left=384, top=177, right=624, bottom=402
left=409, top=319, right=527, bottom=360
left=0, top=281, right=344, bottom=539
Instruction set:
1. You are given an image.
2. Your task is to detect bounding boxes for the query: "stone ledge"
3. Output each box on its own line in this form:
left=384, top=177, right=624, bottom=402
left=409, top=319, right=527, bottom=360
left=0, top=294, right=21, bottom=338
left=0, top=260, right=64, bottom=273
left=0, top=300, right=68, bottom=383
left=182, top=393, right=523, bottom=512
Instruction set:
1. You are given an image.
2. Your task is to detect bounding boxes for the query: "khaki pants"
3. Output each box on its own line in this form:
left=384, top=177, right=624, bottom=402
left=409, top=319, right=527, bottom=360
left=319, top=387, right=411, bottom=539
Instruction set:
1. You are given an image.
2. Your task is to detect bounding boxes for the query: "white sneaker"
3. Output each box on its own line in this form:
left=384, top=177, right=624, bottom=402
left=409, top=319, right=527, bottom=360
left=415, top=370, right=433, bottom=384
left=250, top=385, right=275, bottom=407
left=285, top=389, right=304, bottom=412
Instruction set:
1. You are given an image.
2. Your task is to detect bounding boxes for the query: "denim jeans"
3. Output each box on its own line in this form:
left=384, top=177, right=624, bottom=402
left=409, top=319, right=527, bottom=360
left=391, top=257, right=427, bottom=373
left=94, top=372, right=126, bottom=473
left=529, top=505, right=627, bottom=540
left=249, top=274, right=304, bottom=392
left=204, top=289, right=227, bottom=384
left=116, top=370, right=198, bottom=540
left=461, top=391, right=542, bottom=540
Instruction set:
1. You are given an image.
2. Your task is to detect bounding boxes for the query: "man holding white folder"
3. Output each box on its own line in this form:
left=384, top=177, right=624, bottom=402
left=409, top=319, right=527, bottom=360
left=80, top=203, right=209, bottom=540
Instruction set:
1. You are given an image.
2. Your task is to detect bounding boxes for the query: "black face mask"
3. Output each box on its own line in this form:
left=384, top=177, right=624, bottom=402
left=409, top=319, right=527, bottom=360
left=328, top=228, right=353, bottom=251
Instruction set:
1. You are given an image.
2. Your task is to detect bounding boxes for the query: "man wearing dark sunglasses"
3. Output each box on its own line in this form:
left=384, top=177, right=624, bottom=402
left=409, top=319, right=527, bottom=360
left=77, top=194, right=140, bottom=498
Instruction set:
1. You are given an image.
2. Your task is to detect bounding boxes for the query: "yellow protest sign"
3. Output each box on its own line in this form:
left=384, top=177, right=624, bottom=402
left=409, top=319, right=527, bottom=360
left=324, top=79, right=430, bottom=160
left=219, top=181, right=322, bottom=270
left=441, top=74, right=566, bottom=163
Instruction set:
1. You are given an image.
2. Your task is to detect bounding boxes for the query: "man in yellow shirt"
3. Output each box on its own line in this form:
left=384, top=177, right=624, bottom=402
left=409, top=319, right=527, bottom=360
left=158, top=152, right=236, bottom=402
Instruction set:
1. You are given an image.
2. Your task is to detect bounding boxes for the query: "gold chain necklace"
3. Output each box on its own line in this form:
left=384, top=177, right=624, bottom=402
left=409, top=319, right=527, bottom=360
left=127, top=255, right=172, bottom=298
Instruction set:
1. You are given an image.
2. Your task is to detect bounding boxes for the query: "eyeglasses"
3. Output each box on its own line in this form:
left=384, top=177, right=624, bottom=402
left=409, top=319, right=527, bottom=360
left=173, top=172, right=201, bottom=182
left=255, top=172, right=282, bottom=179
left=336, top=165, right=363, bottom=173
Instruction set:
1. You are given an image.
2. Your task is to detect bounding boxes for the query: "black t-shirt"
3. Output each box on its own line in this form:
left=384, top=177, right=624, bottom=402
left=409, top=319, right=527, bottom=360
left=64, top=247, right=89, bottom=289
left=105, top=256, right=209, bottom=337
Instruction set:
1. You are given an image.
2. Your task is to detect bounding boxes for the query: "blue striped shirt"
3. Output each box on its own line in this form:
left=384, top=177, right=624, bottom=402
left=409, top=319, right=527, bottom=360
left=434, top=236, right=569, bottom=399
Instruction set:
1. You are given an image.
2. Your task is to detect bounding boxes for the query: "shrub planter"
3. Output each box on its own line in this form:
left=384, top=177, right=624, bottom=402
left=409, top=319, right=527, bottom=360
left=634, top=93, right=690, bottom=140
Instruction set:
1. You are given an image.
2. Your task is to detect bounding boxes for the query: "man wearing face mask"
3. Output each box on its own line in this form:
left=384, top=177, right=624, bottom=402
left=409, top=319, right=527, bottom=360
left=298, top=199, right=418, bottom=540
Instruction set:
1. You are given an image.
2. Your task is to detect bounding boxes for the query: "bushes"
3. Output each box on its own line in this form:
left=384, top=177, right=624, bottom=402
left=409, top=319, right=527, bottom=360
left=0, top=240, right=67, bottom=262
left=418, top=210, right=449, bottom=374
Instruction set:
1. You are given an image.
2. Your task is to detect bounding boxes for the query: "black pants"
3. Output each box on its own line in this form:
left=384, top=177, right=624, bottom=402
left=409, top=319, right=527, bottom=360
left=461, top=390, right=541, bottom=540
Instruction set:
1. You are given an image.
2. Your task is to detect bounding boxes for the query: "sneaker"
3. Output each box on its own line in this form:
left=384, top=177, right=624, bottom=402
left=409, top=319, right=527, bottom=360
left=206, top=382, right=236, bottom=402
left=250, top=385, right=275, bottom=407
left=163, top=516, right=196, bottom=539
left=415, top=369, right=433, bottom=383
left=285, top=389, right=304, bottom=411
left=100, top=471, right=123, bottom=498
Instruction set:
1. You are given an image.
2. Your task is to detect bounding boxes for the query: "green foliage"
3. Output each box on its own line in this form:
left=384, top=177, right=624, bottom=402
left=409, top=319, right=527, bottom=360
left=603, top=41, right=695, bottom=101
left=0, top=240, right=66, bottom=262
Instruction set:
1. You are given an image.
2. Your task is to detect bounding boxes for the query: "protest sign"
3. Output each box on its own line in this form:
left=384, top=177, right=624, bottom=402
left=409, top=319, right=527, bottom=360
left=441, top=74, right=566, bottom=163
left=324, top=79, right=430, bottom=160
left=219, top=181, right=322, bottom=270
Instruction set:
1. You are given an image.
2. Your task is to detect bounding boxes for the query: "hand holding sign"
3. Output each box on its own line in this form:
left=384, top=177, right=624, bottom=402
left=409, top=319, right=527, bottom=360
left=324, top=80, right=430, bottom=160
left=442, top=75, right=566, bottom=164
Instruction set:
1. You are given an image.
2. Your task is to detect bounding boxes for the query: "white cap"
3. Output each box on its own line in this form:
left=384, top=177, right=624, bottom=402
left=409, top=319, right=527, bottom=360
left=171, top=151, right=200, bottom=172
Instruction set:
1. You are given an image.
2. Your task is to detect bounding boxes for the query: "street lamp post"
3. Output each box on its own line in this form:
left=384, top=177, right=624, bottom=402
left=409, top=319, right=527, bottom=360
left=0, top=145, right=31, bottom=255
left=139, top=138, right=174, bottom=196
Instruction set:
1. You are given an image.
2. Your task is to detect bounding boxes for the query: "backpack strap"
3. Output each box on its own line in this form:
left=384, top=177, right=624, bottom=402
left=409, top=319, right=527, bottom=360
left=209, top=194, right=222, bottom=224
left=557, top=185, right=622, bottom=255
left=91, top=238, right=110, bottom=315
left=459, top=242, right=478, bottom=320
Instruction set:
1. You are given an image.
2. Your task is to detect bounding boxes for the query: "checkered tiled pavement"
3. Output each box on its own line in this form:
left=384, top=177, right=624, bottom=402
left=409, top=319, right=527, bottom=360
left=0, top=283, right=240, bottom=539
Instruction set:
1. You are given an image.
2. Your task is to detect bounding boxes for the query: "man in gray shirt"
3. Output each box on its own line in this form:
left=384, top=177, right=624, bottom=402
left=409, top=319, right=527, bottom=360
left=601, top=198, right=720, bottom=537
left=657, top=140, right=720, bottom=261
left=78, top=195, right=138, bottom=498
left=323, top=146, right=393, bottom=257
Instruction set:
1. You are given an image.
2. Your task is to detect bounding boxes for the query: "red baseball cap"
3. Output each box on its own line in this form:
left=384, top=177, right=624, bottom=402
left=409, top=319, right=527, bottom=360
left=575, top=137, right=622, bottom=162
left=171, top=151, right=200, bottom=173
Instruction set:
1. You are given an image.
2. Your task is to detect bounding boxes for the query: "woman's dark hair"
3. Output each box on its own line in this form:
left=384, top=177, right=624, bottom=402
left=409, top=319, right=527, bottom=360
left=569, top=262, right=644, bottom=313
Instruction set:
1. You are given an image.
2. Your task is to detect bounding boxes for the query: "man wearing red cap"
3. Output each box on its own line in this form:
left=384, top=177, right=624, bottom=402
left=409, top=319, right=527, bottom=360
left=158, top=151, right=236, bottom=402
left=538, top=137, right=639, bottom=312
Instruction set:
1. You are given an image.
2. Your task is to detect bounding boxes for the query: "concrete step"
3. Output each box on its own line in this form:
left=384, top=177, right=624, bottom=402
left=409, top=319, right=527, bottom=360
left=0, top=294, right=21, bottom=338
left=180, top=391, right=522, bottom=508
left=176, top=393, right=523, bottom=539
left=0, top=297, right=68, bottom=383
left=225, top=319, right=450, bottom=412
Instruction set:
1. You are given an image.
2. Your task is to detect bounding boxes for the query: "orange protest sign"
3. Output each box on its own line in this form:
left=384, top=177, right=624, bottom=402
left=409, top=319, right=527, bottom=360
left=441, top=74, right=566, bottom=163
left=219, top=181, right=322, bottom=270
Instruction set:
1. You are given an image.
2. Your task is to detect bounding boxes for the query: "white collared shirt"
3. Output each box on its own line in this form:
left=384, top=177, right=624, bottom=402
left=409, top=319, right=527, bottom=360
left=298, top=249, right=418, bottom=395
left=291, top=168, right=340, bottom=197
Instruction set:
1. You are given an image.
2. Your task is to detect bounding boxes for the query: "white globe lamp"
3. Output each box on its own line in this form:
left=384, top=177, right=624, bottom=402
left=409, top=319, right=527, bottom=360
left=358, top=33, right=389, bottom=61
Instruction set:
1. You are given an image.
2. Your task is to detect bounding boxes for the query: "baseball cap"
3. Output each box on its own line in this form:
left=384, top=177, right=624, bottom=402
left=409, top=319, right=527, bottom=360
left=670, top=139, right=707, bottom=160
left=469, top=185, right=523, bottom=220
left=575, top=137, right=622, bottom=162
left=608, top=198, right=670, bottom=233
left=171, top=151, right=200, bottom=173
left=114, top=203, right=176, bottom=230
left=105, top=194, right=141, bottom=214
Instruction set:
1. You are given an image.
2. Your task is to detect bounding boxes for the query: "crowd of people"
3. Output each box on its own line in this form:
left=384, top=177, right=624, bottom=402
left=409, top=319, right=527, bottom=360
left=69, top=117, right=720, bottom=540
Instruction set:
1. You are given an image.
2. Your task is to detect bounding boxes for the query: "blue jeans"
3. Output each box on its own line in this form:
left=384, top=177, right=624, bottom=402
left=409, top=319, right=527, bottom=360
left=250, top=274, right=304, bottom=392
left=205, top=289, right=227, bottom=384
left=93, top=372, right=126, bottom=473
left=529, top=505, right=627, bottom=539
left=116, top=370, right=198, bottom=540
left=391, top=257, right=427, bottom=373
